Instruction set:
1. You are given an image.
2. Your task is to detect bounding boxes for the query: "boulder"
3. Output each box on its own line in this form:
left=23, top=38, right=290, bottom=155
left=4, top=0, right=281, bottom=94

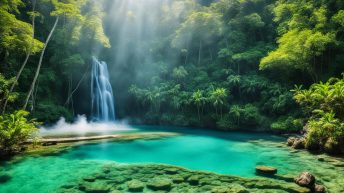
left=317, top=156, right=325, bottom=162
left=127, top=179, right=144, bottom=192
left=295, top=172, right=315, bottom=188
left=79, top=181, right=111, bottom=193
left=255, top=166, right=277, bottom=176
left=171, top=175, right=184, bottom=183
left=147, top=177, right=172, bottom=191
left=287, top=137, right=296, bottom=146
left=187, top=175, right=201, bottom=185
left=314, top=184, right=326, bottom=193
left=211, top=184, right=248, bottom=193
left=292, top=138, right=305, bottom=149
left=164, top=167, right=179, bottom=174
left=83, top=177, right=96, bottom=182
left=324, top=138, right=340, bottom=155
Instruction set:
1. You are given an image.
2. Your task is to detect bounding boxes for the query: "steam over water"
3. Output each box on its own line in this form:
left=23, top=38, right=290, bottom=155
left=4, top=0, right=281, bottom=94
left=91, top=57, right=116, bottom=122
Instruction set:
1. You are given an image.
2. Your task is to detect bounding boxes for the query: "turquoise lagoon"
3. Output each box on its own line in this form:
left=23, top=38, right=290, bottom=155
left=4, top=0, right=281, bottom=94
left=0, top=126, right=343, bottom=193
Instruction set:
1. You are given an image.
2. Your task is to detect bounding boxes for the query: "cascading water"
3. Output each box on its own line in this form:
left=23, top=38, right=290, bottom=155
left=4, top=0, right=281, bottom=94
left=91, top=57, right=115, bottom=122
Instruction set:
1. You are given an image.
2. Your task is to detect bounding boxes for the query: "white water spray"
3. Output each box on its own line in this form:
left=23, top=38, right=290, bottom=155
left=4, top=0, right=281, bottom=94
left=91, top=57, right=116, bottom=122
left=40, top=115, right=134, bottom=137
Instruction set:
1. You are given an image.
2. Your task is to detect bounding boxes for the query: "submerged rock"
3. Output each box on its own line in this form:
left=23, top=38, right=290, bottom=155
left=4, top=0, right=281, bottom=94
left=171, top=175, right=184, bottom=183
left=255, top=165, right=277, bottom=176
left=83, top=176, right=96, bottom=182
left=147, top=177, right=172, bottom=191
left=127, top=179, right=144, bottom=192
left=59, top=163, right=318, bottom=193
left=295, top=172, right=315, bottom=188
left=164, top=167, right=179, bottom=174
left=211, top=184, right=248, bottom=193
left=79, top=182, right=111, bottom=193
left=187, top=175, right=201, bottom=185
left=0, top=173, right=11, bottom=183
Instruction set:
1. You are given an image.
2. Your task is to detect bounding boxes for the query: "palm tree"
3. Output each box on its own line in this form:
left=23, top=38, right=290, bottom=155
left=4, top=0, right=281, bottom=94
left=227, top=75, right=241, bottom=97
left=230, top=105, right=242, bottom=126
left=210, top=88, right=228, bottom=118
left=192, top=90, right=206, bottom=120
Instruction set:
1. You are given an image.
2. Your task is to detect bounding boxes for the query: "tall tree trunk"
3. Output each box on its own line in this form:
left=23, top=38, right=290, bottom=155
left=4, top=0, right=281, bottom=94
left=23, top=17, right=59, bottom=110
left=2, top=0, right=37, bottom=113
left=64, top=65, right=90, bottom=106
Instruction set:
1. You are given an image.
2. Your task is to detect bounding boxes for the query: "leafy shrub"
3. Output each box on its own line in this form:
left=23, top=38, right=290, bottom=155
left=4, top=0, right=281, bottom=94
left=293, top=75, right=344, bottom=154
left=305, top=112, right=344, bottom=153
left=229, top=104, right=261, bottom=126
left=270, top=116, right=303, bottom=133
left=0, top=110, right=39, bottom=156
left=216, top=114, right=236, bottom=130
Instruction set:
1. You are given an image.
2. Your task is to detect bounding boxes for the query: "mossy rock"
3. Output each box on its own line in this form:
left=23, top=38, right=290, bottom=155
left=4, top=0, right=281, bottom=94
left=292, top=138, right=305, bottom=149
left=187, top=175, right=201, bottom=185
left=83, top=176, right=96, bottom=182
left=110, top=190, right=122, bottom=193
left=58, top=188, right=84, bottom=193
left=79, top=181, right=111, bottom=193
left=287, top=137, right=297, bottom=146
left=164, top=167, right=179, bottom=174
left=211, top=184, right=248, bottom=193
left=255, top=166, right=277, bottom=176
left=113, top=176, right=128, bottom=184
left=171, top=175, right=184, bottom=183
left=147, top=177, right=172, bottom=191
left=127, top=179, right=145, bottom=192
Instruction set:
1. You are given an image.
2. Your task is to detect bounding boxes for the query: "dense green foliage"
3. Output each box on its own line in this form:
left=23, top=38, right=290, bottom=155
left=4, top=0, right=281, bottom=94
left=0, top=0, right=344, bottom=153
left=293, top=75, right=344, bottom=154
left=0, top=110, right=39, bottom=156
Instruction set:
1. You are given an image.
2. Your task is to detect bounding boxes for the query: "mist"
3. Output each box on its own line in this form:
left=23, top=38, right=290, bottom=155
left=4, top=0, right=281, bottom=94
left=40, top=115, right=135, bottom=137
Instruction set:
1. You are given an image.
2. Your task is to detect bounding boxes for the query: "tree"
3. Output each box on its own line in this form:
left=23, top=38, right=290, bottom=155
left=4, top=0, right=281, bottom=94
left=24, top=0, right=110, bottom=110
left=260, top=29, right=335, bottom=81
left=172, top=66, right=188, bottom=82
left=0, top=0, right=43, bottom=61
left=259, top=0, right=343, bottom=82
left=209, top=88, right=228, bottom=118
left=2, top=0, right=44, bottom=113
left=192, top=90, right=206, bottom=120
left=229, top=105, right=242, bottom=126
left=172, top=10, right=223, bottom=65
left=292, top=75, right=344, bottom=154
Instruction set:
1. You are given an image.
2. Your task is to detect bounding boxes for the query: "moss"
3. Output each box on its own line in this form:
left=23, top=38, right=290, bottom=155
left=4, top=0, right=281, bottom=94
left=58, top=163, right=312, bottom=193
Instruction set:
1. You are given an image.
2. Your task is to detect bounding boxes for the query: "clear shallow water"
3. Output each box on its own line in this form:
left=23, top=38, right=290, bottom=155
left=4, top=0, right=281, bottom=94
left=0, top=127, right=343, bottom=193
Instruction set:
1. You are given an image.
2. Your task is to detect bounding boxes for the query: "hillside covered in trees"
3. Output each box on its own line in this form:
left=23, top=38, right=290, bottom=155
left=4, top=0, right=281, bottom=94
left=1, top=0, right=344, bottom=155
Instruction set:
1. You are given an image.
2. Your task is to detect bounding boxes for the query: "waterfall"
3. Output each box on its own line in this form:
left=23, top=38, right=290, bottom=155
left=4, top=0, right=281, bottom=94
left=91, top=56, right=115, bottom=122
